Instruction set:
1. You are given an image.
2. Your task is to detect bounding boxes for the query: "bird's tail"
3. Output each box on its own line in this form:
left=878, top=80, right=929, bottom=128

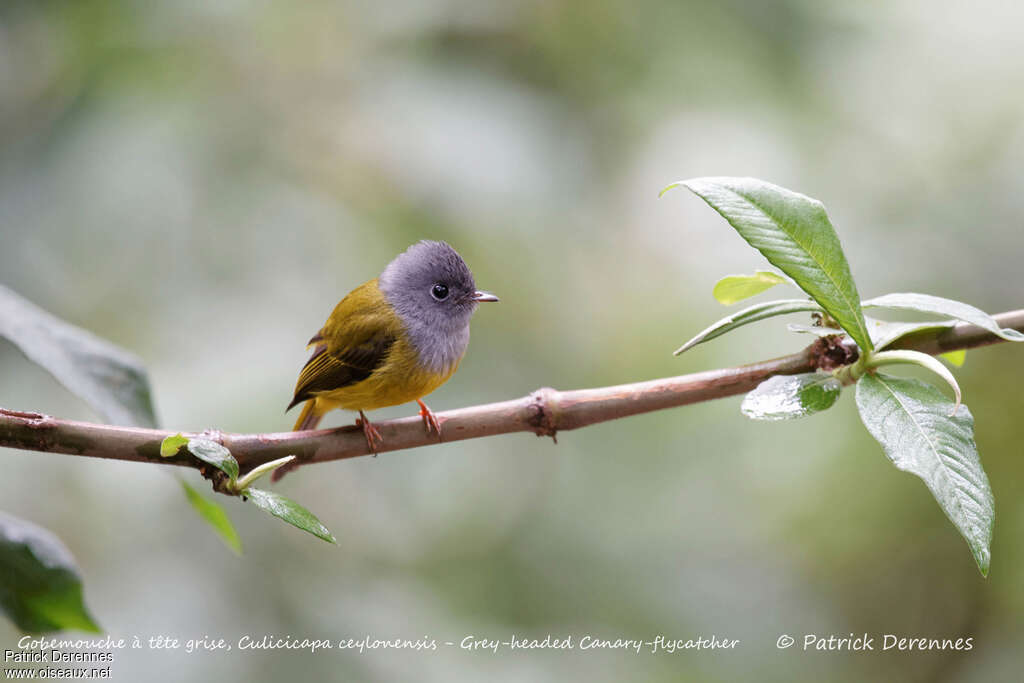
left=273, top=400, right=323, bottom=483
left=292, top=399, right=323, bottom=432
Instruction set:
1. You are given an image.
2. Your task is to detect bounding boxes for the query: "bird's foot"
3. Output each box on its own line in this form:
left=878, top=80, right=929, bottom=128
left=356, top=411, right=384, bottom=455
left=417, top=399, right=442, bottom=436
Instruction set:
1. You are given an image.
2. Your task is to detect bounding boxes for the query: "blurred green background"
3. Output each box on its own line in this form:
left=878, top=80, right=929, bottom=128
left=2, top=0, right=1023, bottom=680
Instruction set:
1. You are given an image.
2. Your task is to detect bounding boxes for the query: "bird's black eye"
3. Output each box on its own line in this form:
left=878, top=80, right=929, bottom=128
left=431, top=283, right=449, bottom=300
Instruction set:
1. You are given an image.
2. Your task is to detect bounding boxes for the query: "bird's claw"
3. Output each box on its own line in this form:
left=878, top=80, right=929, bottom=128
left=356, top=411, right=383, bottom=454
left=417, top=399, right=442, bottom=436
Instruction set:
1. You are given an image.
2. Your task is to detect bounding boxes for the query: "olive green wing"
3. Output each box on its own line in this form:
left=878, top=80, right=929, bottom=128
left=287, top=331, right=395, bottom=410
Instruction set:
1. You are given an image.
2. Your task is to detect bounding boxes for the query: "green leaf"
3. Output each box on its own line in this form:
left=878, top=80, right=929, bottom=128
left=855, top=374, right=994, bottom=576
left=664, top=178, right=872, bottom=352
left=181, top=481, right=242, bottom=555
left=0, top=284, right=158, bottom=427
left=0, top=512, right=101, bottom=633
left=741, top=373, right=842, bottom=420
left=160, top=433, right=189, bottom=458
left=675, top=299, right=823, bottom=355
left=865, top=317, right=958, bottom=350
left=243, top=488, right=337, bottom=544
left=712, top=271, right=787, bottom=305
left=864, top=293, right=1024, bottom=342
left=187, top=439, right=239, bottom=481
left=232, top=456, right=297, bottom=492
left=941, top=350, right=966, bottom=367
left=864, top=350, right=962, bottom=414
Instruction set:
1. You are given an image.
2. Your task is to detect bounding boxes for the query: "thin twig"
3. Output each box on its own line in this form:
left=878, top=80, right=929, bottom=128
left=1, top=310, right=1022, bottom=480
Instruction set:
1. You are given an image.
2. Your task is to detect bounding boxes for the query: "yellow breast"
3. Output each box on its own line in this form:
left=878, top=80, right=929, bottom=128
left=312, top=333, right=460, bottom=413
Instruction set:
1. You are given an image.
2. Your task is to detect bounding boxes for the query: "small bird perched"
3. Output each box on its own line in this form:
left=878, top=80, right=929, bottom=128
left=284, top=240, right=497, bottom=462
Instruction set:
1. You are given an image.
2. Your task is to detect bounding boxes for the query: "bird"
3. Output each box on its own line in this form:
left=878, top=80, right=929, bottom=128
left=281, top=240, right=497, bottom=475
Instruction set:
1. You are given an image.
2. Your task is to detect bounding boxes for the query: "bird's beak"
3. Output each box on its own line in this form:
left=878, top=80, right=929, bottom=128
left=473, top=290, right=499, bottom=303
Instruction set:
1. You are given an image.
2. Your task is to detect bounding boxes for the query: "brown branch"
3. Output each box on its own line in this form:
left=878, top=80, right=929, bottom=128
left=1, top=309, right=1022, bottom=481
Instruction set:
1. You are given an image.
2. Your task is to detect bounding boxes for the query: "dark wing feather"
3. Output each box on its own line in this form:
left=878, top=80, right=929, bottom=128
left=287, top=333, right=395, bottom=410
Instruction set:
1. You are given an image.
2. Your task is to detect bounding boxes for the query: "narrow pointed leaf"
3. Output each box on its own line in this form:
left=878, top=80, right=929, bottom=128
left=787, top=323, right=844, bottom=337
left=855, top=374, right=994, bottom=576
left=712, top=271, right=787, bottom=305
left=244, top=488, right=336, bottom=544
left=741, top=373, right=842, bottom=420
left=0, top=513, right=101, bottom=633
left=664, top=178, right=872, bottom=351
left=233, top=455, right=297, bottom=491
left=187, top=439, right=239, bottom=481
left=0, top=285, right=157, bottom=427
left=182, top=481, right=242, bottom=555
left=675, top=299, right=823, bottom=354
left=864, top=293, right=1024, bottom=342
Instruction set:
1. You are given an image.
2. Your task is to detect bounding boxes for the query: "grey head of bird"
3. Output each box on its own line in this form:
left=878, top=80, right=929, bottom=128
left=379, top=240, right=498, bottom=372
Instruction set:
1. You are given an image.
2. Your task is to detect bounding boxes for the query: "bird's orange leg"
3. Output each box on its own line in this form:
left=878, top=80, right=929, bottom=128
left=417, top=399, right=442, bottom=435
left=355, top=410, right=383, bottom=454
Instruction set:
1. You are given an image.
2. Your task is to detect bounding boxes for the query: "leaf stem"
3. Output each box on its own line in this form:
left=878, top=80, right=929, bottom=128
left=833, top=353, right=869, bottom=385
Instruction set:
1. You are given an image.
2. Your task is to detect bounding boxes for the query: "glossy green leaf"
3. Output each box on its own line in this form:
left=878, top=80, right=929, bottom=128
left=0, top=513, right=100, bottom=633
left=664, top=178, right=872, bottom=352
left=864, top=350, right=962, bottom=414
left=856, top=374, right=994, bottom=576
left=675, top=299, right=823, bottom=355
left=160, top=433, right=189, bottom=458
left=741, top=373, right=842, bottom=420
left=187, top=439, right=239, bottom=481
left=941, top=350, right=966, bottom=367
left=864, top=317, right=958, bottom=350
left=864, top=293, right=1024, bottom=342
left=182, top=481, right=242, bottom=555
left=0, top=284, right=157, bottom=427
left=244, top=488, right=336, bottom=544
left=712, top=271, right=787, bottom=305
